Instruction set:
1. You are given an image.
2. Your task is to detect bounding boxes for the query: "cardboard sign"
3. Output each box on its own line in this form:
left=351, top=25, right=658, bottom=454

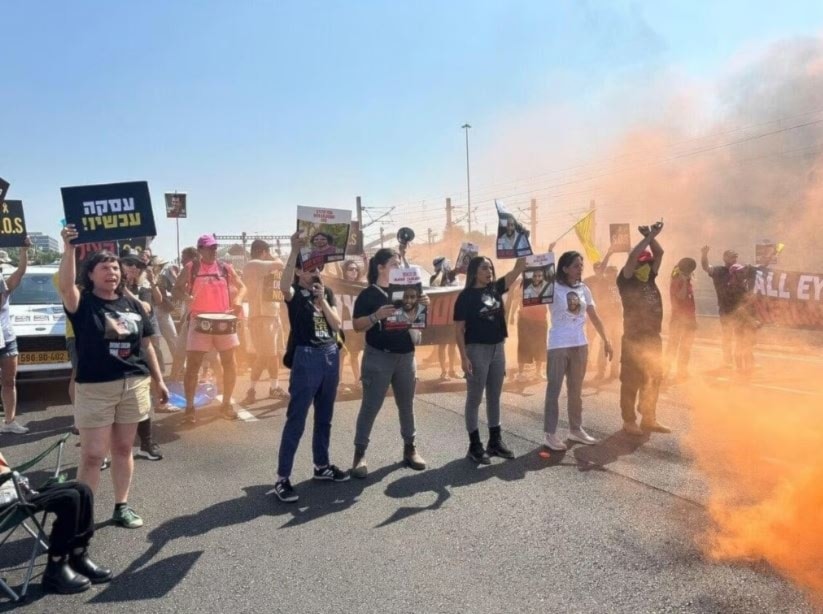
left=455, top=242, right=479, bottom=274
left=755, top=242, right=784, bottom=266
left=165, top=192, right=187, bottom=219
left=61, top=181, right=156, bottom=244
left=348, top=220, right=363, bottom=255
left=609, top=223, right=631, bottom=253
left=0, top=177, right=9, bottom=205
left=385, top=266, right=427, bottom=330
left=522, top=252, right=555, bottom=306
left=296, top=206, right=351, bottom=271
left=495, top=199, right=532, bottom=258
left=0, top=200, right=28, bottom=248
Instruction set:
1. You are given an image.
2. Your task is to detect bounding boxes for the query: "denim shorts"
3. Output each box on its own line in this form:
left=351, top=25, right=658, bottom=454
left=0, top=339, right=19, bottom=359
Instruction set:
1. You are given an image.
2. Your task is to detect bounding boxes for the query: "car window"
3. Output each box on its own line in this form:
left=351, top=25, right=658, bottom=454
left=9, top=274, right=61, bottom=306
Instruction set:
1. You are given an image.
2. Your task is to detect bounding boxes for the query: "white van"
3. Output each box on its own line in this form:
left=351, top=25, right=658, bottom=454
left=6, top=265, right=71, bottom=381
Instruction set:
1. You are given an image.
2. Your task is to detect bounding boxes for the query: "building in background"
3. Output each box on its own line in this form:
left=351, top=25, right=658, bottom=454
left=29, top=232, right=59, bottom=252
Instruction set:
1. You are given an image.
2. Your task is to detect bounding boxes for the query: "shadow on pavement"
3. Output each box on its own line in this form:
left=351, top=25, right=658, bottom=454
left=378, top=448, right=566, bottom=527
left=88, top=551, right=203, bottom=603
left=572, top=430, right=649, bottom=472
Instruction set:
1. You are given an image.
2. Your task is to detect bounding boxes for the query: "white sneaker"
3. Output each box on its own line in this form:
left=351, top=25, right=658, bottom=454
left=568, top=428, right=598, bottom=445
left=543, top=432, right=567, bottom=451
left=0, top=420, right=29, bottom=434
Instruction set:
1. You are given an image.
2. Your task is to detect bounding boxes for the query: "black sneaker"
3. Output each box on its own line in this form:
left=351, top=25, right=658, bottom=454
left=134, top=442, right=163, bottom=461
left=313, top=465, right=350, bottom=482
left=273, top=479, right=298, bottom=503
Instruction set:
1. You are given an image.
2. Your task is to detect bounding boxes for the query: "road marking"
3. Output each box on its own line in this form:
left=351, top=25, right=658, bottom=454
left=236, top=408, right=259, bottom=422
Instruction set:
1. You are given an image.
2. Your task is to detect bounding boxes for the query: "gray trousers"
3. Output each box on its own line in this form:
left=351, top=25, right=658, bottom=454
left=544, top=345, right=588, bottom=434
left=464, top=342, right=506, bottom=432
left=354, top=345, right=417, bottom=448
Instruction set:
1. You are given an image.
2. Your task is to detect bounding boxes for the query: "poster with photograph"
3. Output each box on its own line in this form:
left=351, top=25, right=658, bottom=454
left=495, top=200, right=532, bottom=258
left=0, top=200, right=28, bottom=248
left=165, top=192, right=187, bottom=218
left=61, top=181, right=156, bottom=244
left=609, top=223, right=631, bottom=252
left=522, top=252, right=555, bottom=306
left=384, top=266, right=427, bottom=330
left=455, top=242, right=478, bottom=274
left=296, top=206, right=351, bottom=271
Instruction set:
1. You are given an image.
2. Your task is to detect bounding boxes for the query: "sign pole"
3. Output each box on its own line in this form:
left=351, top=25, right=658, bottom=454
left=176, top=217, right=180, bottom=265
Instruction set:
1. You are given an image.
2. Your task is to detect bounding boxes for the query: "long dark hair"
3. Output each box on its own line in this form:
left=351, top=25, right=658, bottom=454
left=367, top=248, right=397, bottom=285
left=80, top=250, right=124, bottom=294
left=465, top=256, right=495, bottom=289
left=556, top=251, right=583, bottom=287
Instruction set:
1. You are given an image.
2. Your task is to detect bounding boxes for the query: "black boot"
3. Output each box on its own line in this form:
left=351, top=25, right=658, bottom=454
left=403, top=442, right=426, bottom=471
left=487, top=426, right=514, bottom=459
left=467, top=430, right=491, bottom=464
left=351, top=446, right=368, bottom=479
left=69, top=549, right=113, bottom=584
left=43, top=555, right=91, bottom=594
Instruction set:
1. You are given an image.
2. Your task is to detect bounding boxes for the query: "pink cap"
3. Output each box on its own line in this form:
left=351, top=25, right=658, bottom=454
left=197, top=234, right=218, bottom=248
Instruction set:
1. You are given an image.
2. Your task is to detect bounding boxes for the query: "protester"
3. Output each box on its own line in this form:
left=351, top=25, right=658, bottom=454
left=666, top=257, right=698, bottom=382
left=728, top=263, right=761, bottom=377
left=339, top=259, right=364, bottom=390
left=58, top=224, right=169, bottom=529
left=170, top=247, right=198, bottom=380
left=700, top=246, right=746, bottom=368
left=454, top=255, right=525, bottom=463
left=0, top=238, right=31, bottom=434
left=241, top=239, right=286, bottom=406
left=508, top=279, right=547, bottom=383
left=0, top=451, right=113, bottom=593
left=174, top=234, right=246, bottom=423
left=350, top=247, right=428, bottom=477
left=583, top=248, right=621, bottom=381
left=543, top=251, right=613, bottom=450
left=273, top=232, right=348, bottom=503
left=617, top=223, right=670, bottom=435
left=121, top=254, right=164, bottom=461
left=153, top=255, right=182, bottom=380
left=430, top=257, right=459, bottom=380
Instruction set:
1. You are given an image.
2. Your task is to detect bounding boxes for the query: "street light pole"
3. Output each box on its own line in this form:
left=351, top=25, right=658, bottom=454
left=461, top=123, right=472, bottom=234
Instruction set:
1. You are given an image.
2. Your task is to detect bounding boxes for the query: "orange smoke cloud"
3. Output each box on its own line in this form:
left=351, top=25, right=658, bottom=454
left=685, top=365, right=823, bottom=601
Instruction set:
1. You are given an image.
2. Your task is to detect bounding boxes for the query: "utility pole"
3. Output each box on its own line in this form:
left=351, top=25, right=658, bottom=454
left=461, top=123, right=472, bottom=234
left=445, top=197, right=453, bottom=230
left=427, top=228, right=433, bottom=245
left=356, top=196, right=363, bottom=228
left=380, top=226, right=385, bottom=248
left=530, top=198, right=538, bottom=248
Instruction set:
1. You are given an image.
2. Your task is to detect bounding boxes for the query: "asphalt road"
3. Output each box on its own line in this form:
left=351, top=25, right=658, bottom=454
left=1, top=342, right=820, bottom=614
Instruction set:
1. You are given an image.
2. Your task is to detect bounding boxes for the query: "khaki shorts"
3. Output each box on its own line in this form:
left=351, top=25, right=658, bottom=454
left=248, top=316, right=279, bottom=358
left=74, top=376, right=152, bottom=429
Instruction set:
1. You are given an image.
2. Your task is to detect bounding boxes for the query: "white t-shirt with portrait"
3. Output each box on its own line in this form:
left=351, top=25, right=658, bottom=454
left=548, top=282, right=594, bottom=349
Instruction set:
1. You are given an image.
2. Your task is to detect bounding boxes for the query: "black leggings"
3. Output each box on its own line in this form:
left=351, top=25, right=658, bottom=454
left=28, top=482, right=94, bottom=556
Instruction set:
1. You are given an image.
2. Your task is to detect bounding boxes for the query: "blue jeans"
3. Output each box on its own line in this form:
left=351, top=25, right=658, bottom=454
left=277, top=344, right=340, bottom=478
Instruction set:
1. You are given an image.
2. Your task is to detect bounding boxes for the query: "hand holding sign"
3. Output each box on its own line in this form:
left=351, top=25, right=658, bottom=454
left=0, top=200, right=28, bottom=248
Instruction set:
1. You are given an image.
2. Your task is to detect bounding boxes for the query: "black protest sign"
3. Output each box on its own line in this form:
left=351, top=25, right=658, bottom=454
left=0, top=200, right=28, bottom=247
left=348, top=220, right=364, bottom=255
left=0, top=177, right=9, bottom=204
left=61, top=181, right=156, bottom=244
left=609, top=223, right=631, bottom=252
left=165, top=192, right=187, bottom=218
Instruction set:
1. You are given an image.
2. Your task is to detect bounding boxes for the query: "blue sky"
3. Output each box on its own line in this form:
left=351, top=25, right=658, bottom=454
left=2, top=1, right=823, bottom=257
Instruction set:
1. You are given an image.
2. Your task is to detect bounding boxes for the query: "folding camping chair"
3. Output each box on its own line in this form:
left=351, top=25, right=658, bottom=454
left=0, top=432, right=71, bottom=602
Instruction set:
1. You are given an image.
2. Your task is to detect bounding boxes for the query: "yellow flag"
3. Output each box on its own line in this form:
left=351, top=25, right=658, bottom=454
left=573, top=210, right=602, bottom=263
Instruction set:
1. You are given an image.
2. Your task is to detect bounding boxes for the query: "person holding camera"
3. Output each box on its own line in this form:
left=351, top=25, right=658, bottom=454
left=617, top=222, right=671, bottom=435
left=273, top=232, right=348, bottom=503
left=349, top=247, right=429, bottom=478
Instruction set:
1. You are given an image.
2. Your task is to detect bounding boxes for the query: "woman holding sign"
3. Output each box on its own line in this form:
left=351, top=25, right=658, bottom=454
left=454, top=255, right=526, bottom=464
left=542, top=251, right=613, bottom=451
left=350, top=248, right=429, bottom=478
left=0, top=237, right=32, bottom=434
left=57, top=225, right=169, bottom=529
left=273, top=232, right=348, bottom=503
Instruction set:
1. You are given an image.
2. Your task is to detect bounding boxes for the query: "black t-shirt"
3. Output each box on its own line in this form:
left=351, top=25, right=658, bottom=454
left=708, top=266, right=756, bottom=315
left=353, top=285, right=414, bottom=354
left=453, top=278, right=509, bottom=345
left=616, top=271, right=663, bottom=337
left=66, top=292, right=156, bottom=384
left=286, top=283, right=337, bottom=348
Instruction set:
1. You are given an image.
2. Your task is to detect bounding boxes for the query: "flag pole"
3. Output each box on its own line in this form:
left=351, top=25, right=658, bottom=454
left=549, top=209, right=595, bottom=246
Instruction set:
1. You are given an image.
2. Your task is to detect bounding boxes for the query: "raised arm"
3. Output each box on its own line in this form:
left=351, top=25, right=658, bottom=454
left=503, top=257, right=527, bottom=289
left=5, top=236, right=31, bottom=292
left=280, top=231, right=301, bottom=301
left=700, top=245, right=712, bottom=274
left=622, top=222, right=663, bottom=279
left=58, top=225, right=81, bottom=313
